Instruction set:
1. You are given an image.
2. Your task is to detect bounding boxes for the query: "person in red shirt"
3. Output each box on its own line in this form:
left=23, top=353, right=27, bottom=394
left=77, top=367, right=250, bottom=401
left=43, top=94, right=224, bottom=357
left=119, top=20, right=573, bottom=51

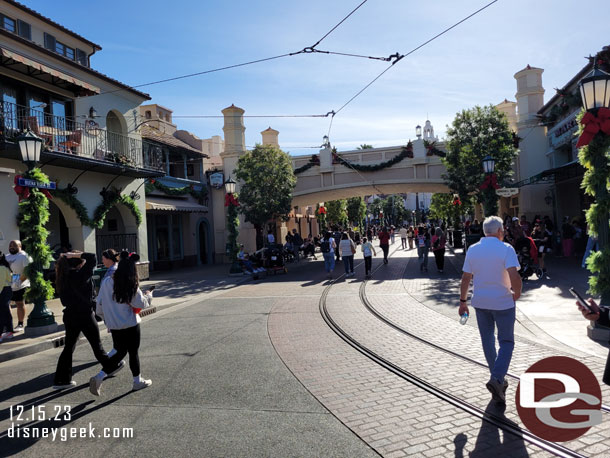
left=378, top=227, right=390, bottom=264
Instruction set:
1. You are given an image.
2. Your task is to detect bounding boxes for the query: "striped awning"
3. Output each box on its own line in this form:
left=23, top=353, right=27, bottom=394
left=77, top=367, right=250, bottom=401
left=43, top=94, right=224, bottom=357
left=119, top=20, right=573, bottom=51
left=0, top=48, right=100, bottom=95
left=146, top=196, right=208, bottom=213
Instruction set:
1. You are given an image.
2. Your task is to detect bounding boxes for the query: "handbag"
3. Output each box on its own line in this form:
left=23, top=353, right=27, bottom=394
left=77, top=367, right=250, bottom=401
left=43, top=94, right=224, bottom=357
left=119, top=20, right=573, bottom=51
left=350, top=242, right=356, bottom=255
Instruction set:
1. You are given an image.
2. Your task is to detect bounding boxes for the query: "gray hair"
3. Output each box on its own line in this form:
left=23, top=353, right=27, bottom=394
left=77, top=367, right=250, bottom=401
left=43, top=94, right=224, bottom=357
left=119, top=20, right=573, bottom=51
left=435, top=227, right=443, bottom=237
left=483, top=216, right=504, bottom=235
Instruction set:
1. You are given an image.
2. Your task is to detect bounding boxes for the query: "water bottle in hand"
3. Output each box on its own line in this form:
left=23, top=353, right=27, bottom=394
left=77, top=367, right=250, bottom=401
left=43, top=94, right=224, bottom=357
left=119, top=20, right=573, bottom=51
left=459, top=313, right=469, bottom=325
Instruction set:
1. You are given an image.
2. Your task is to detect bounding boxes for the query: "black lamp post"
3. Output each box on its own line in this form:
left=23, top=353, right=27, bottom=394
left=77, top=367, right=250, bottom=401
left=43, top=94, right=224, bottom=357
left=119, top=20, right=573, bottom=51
left=224, top=176, right=241, bottom=274
left=578, top=60, right=610, bottom=314
left=16, top=130, right=57, bottom=334
left=415, top=125, right=422, bottom=138
left=481, top=155, right=498, bottom=216
left=224, top=175, right=236, bottom=195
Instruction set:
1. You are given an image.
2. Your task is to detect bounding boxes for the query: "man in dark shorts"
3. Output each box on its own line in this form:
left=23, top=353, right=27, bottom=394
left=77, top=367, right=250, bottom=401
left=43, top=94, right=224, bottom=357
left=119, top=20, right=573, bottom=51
left=6, top=240, right=30, bottom=332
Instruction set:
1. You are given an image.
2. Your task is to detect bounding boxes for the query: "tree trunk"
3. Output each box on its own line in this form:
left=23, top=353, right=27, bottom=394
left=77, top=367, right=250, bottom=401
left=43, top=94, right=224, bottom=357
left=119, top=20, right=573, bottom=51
left=254, top=224, right=264, bottom=250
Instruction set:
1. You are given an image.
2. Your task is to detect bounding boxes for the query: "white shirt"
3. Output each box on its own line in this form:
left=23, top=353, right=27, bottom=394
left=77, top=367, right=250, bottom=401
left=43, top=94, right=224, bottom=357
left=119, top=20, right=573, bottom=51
left=462, top=237, right=520, bottom=310
left=339, top=239, right=355, bottom=257
left=96, top=277, right=152, bottom=330
left=5, top=250, right=31, bottom=291
left=399, top=228, right=408, bottom=238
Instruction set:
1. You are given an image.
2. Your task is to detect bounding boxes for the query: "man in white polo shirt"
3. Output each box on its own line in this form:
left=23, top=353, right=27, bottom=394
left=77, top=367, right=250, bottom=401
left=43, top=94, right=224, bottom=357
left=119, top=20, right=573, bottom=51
left=459, top=216, right=522, bottom=403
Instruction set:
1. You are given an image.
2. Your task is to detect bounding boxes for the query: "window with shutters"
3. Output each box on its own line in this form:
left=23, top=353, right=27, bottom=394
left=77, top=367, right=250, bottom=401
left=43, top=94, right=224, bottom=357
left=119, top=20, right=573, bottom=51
left=17, top=20, right=31, bottom=40
left=76, top=49, right=88, bottom=66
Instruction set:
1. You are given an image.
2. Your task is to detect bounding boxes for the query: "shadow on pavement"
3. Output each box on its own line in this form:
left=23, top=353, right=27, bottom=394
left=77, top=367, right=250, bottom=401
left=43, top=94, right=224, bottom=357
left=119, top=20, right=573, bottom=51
left=468, top=400, right=528, bottom=457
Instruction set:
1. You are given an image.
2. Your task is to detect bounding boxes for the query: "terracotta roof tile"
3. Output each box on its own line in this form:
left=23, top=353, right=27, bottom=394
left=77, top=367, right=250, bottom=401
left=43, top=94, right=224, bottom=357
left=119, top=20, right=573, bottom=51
left=141, top=126, right=208, bottom=157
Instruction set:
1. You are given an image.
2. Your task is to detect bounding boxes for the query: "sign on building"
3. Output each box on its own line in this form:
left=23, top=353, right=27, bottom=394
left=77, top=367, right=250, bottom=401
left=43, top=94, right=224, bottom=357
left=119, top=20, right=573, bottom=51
left=209, top=172, right=224, bottom=189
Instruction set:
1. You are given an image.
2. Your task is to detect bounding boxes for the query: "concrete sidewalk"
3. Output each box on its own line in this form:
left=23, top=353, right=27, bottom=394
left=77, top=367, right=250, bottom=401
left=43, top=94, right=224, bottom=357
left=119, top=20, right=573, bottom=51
left=0, top=257, right=320, bottom=362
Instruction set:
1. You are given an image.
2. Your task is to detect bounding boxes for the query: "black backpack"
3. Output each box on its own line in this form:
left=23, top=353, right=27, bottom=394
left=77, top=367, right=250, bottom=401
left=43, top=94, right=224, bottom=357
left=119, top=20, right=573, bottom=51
left=320, top=239, right=331, bottom=253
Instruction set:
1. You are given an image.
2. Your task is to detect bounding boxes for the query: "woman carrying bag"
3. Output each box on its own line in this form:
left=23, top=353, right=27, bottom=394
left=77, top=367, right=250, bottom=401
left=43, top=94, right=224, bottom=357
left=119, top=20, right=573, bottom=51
left=91, top=252, right=152, bottom=396
left=431, top=227, right=447, bottom=273
left=53, top=252, right=124, bottom=390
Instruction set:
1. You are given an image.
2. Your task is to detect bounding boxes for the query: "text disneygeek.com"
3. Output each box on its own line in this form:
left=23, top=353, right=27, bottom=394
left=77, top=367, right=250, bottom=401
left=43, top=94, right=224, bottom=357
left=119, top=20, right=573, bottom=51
left=8, top=423, right=134, bottom=441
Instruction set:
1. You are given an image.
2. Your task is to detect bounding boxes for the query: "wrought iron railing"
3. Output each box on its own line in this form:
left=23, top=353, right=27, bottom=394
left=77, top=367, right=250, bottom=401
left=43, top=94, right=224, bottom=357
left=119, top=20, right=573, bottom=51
left=95, top=233, right=138, bottom=263
left=0, top=100, right=163, bottom=171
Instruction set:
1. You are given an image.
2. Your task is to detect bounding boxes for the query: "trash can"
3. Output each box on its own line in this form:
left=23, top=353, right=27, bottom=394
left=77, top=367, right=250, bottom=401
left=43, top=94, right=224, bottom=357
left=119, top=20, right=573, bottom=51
left=451, top=230, right=463, bottom=248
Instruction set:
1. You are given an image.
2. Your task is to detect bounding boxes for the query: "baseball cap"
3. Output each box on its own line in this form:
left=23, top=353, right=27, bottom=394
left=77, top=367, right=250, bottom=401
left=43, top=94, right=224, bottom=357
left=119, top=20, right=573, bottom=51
left=512, top=217, right=519, bottom=222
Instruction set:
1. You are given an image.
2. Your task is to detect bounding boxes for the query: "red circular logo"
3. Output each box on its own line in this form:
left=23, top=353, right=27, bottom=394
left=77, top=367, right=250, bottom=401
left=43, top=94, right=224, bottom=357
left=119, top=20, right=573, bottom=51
left=516, top=356, right=602, bottom=442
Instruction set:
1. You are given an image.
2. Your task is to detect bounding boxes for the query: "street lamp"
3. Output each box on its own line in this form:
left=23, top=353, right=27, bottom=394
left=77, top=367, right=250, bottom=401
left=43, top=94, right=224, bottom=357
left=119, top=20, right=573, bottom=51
left=322, top=135, right=330, bottom=148
left=415, top=125, right=422, bottom=138
left=482, top=155, right=496, bottom=174
left=577, top=56, right=610, bottom=327
left=224, top=175, right=236, bottom=194
left=579, top=63, right=610, bottom=111
left=16, top=129, right=57, bottom=335
left=17, top=129, right=43, bottom=169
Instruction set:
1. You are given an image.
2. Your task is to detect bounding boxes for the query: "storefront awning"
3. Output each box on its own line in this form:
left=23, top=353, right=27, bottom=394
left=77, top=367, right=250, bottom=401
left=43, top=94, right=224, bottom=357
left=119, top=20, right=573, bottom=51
left=514, top=161, right=583, bottom=187
left=0, top=48, right=100, bottom=95
left=146, top=197, right=208, bottom=213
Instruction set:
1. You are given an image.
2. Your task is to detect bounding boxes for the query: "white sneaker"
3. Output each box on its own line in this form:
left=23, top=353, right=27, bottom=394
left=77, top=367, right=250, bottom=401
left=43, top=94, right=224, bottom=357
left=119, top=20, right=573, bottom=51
left=14, top=325, right=24, bottom=332
left=53, top=381, right=77, bottom=390
left=132, top=378, right=152, bottom=391
left=89, top=375, right=103, bottom=396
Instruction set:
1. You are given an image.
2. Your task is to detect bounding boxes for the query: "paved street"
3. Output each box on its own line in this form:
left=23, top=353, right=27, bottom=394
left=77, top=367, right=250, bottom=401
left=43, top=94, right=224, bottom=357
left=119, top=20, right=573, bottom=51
left=1, top=246, right=609, bottom=457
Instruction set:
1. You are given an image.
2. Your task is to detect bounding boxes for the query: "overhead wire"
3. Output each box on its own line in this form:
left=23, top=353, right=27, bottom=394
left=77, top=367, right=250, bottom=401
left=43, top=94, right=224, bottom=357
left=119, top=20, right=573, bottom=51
left=326, top=0, right=499, bottom=137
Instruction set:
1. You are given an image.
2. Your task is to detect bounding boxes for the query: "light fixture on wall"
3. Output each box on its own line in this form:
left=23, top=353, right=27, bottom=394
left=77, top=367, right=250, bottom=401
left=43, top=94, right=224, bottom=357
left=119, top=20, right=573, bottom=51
left=89, top=106, right=98, bottom=119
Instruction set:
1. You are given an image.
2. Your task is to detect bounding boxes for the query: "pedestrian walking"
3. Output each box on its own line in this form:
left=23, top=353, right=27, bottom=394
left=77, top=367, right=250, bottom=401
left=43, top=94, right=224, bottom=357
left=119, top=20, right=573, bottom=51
left=339, top=233, right=356, bottom=277
left=576, top=298, right=610, bottom=385
left=5, top=240, right=30, bottom=332
left=101, top=249, right=119, bottom=280
left=0, top=253, right=14, bottom=342
left=291, top=229, right=303, bottom=262
left=459, top=216, right=522, bottom=403
left=361, top=237, right=376, bottom=278
left=90, top=252, right=153, bottom=395
left=532, top=222, right=551, bottom=273
left=582, top=232, right=599, bottom=268
left=561, top=216, right=575, bottom=257
left=390, top=226, right=396, bottom=244
left=53, top=252, right=124, bottom=390
left=431, top=228, right=446, bottom=273
left=416, top=226, right=430, bottom=272
left=399, top=226, right=408, bottom=249
left=407, top=226, right=415, bottom=249
left=320, top=231, right=337, bottom=279
left=333, top=227, right=342, bottom=262
left=378, top=227, right=390, bottom=264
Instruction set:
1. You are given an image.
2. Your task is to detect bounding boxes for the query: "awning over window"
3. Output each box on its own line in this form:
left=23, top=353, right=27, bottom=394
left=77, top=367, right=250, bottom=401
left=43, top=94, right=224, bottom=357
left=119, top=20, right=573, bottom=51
left=0, top=47, right=100, bottom=95
left=515, top=161, right=583, bottom=187
left=145, top=196, right=208, bottom=213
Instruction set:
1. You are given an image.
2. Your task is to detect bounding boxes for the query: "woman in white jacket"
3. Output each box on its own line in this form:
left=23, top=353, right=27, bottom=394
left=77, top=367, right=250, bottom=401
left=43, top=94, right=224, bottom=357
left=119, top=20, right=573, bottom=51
left=90, top=252, right=152, bottom=396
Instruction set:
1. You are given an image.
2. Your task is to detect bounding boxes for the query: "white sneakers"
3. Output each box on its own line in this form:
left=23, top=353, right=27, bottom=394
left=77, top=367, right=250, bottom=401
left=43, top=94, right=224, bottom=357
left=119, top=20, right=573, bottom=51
left=132, top=379, right=152, bottom=391
left=0, top=332, right=14, bottom=342
left=53, top=381, right=77, bottom=390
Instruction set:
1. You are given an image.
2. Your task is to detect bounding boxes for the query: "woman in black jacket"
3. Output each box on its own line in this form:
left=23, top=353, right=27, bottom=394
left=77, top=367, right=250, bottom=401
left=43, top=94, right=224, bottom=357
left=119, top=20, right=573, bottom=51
left=53, top=251, right=123, bottom=389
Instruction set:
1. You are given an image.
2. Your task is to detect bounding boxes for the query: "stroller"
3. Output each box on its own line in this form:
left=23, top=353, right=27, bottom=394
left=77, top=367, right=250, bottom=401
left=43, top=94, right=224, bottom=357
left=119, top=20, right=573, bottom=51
left=264, top=244, right=288, bottom=274
left=515, top=237, right=543, bottom=280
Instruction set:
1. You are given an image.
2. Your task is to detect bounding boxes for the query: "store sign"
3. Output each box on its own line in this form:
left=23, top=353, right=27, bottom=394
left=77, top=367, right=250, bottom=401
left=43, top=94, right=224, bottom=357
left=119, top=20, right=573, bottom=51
left=17, top=178, right=56, bottom=189
left=496, top=187, right=519, bottom=197
left=549, top=114, right=578, bottom=150
left=209, top=172, right=224, bottom=189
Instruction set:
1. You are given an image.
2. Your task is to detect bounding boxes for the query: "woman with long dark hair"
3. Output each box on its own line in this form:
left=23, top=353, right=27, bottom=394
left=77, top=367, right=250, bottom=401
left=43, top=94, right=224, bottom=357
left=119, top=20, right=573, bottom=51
left=91, top=251, right=152, bottom=395
left=53, top=251, right=124, bottom=390
left=0, top=253, right=13, bottom=342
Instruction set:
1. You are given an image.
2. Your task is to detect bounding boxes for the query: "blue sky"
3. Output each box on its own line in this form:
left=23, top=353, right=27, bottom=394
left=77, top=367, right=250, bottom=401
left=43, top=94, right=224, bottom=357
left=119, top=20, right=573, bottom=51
left=28, top=0, right=610, bottom=155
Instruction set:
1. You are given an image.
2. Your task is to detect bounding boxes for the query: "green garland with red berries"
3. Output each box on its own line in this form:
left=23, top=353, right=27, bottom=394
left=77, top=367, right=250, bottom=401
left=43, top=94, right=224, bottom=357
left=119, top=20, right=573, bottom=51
left=145, top=179, right=208, bottom=204
left=331, top=142, right=414, bottom=172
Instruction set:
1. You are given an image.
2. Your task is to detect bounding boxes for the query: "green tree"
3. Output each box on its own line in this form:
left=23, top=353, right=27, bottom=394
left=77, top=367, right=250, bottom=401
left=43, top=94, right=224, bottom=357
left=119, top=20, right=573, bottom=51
left=429, top=193, right=454, bottom=222
left=346, top=197, right=366, bottom=227
left=357, top=144, right=374, bottom=150
left=326, top=199, right=348, bottom=227
left=235, top=144, right=296, bottom=248
left=444, top=105, right=517, bottom=216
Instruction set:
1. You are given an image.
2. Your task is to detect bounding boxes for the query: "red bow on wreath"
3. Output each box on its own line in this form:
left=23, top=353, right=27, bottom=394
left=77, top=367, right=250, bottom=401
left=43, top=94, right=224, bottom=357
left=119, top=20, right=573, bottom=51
left=13, top=175, right=52, bottom=201
left=480, top=173, right=499, bottom=190
left=576, top=107, right=610, bottom=148
left=452, top=197, right=462, bottom=206
left=224, top=193, right=240, bottom=207
left=317, top=206, right=327, bottom=215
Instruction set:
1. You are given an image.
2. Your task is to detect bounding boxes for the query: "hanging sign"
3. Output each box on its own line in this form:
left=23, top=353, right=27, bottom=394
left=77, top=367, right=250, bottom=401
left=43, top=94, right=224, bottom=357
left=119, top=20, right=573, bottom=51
left=209, top=172, right=224, bottom=189
left=18, top=178, right=56, bottom=189
left=496, top=187, right=519, bottom=197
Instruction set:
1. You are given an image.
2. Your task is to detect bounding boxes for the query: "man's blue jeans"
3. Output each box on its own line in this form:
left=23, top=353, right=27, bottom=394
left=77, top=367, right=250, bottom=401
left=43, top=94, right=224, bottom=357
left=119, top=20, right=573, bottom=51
left=323, top=252, right=335, bottom=273
left=474, top=307, right=515, bottom=383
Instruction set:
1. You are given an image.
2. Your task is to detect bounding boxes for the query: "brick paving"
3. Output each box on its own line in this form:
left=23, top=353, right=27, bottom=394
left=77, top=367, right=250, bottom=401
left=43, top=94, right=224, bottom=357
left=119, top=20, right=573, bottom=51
left=268, top=247, right=609, bottom=457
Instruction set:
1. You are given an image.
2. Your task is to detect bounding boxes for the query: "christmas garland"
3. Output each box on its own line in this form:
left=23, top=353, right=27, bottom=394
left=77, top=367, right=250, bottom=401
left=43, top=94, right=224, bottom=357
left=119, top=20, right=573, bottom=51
left=145, top=179, right=208, bottom=204
left=16, top=168, right=55, bottom=302
left=331, top=142, right=414, bottom=172
left=52, top=187, right=142, bottom=229
left=578, top=108, right=610, bottom=298
left=293, top=155, right=320, bottom=175
left=423, top=140, right=446, bottom=157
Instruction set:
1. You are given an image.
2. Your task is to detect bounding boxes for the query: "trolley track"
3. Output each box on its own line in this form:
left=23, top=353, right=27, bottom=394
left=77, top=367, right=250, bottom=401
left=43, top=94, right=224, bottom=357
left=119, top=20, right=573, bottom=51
left=318, top=248, right=589, bottom=457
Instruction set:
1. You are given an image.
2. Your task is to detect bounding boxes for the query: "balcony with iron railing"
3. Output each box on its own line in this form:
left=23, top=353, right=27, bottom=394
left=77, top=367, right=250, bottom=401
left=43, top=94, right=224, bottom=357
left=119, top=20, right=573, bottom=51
left=0, top=101, right=164, bottom=175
